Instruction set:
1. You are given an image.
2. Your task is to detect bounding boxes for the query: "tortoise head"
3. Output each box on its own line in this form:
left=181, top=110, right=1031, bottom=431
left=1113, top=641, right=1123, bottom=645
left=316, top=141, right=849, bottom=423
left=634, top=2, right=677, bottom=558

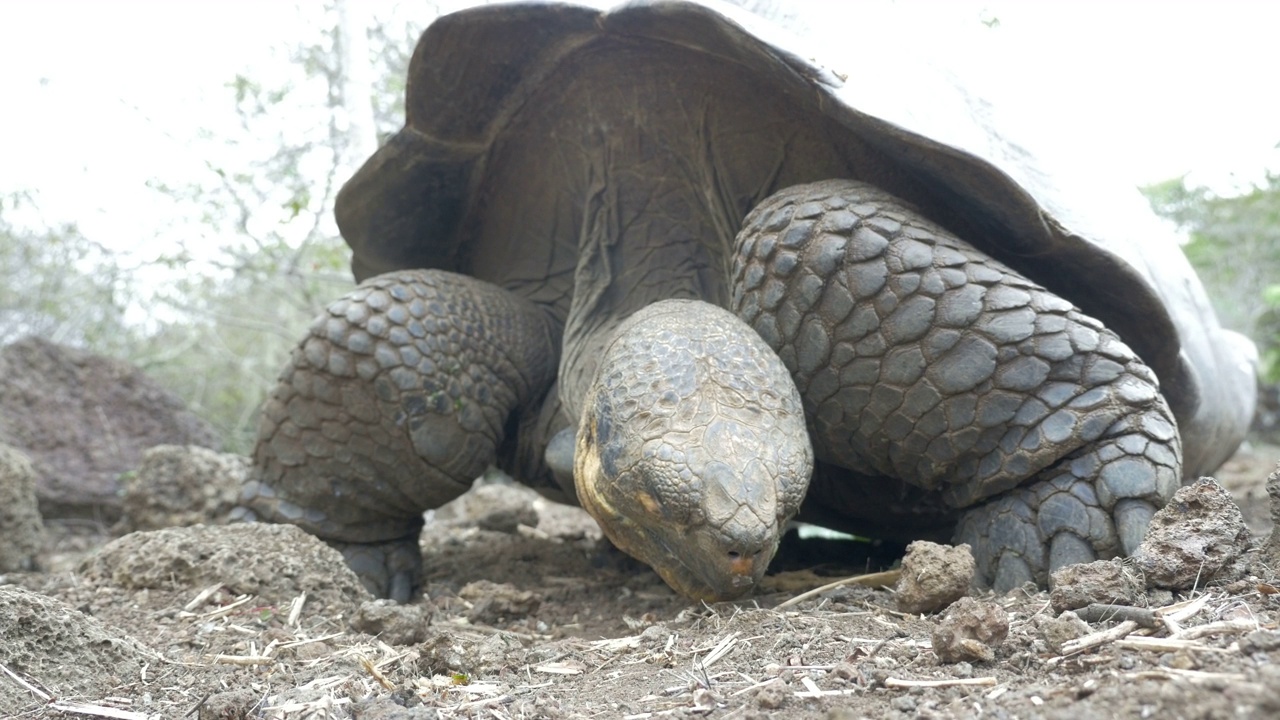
left=573, top=300, right=813, bottom=602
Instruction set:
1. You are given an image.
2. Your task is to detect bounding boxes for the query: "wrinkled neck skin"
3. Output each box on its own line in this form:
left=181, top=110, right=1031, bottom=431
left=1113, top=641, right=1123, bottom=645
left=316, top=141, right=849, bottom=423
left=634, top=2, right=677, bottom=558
left=544, top=108, right=806, bottom=599
left=466, top=41, right=871, bottom=420
left=464, top=41, right=873, bottom=600
left=545, top=104, right=824, bottom=599
left=553, top=146, right=820, bottom=599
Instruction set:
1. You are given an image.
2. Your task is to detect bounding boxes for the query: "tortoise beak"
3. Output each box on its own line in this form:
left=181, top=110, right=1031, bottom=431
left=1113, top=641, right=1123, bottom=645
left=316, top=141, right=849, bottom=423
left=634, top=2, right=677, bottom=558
left=648, top=521, right=779, bottom=602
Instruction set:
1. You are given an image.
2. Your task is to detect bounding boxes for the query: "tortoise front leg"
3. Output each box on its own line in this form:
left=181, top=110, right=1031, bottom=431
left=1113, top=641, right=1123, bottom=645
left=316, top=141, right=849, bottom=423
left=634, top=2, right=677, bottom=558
left=731, top=179, right=1181, bottom=590
left=240, top=269, right=559, bottom=600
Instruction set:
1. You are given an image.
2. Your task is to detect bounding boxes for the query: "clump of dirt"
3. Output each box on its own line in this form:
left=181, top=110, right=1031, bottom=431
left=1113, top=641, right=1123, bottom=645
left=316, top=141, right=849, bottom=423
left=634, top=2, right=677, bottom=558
left=1, top=446, right=1279, bottom=718
left=458, top=579, right=543, bottom=625
left=1048, top=558, right=1145, bottom=612
left=1031, top=609, right=1090, bottom=653
left=116, top=444, right=247, bottom=533
left=0, top=444, right=44, bottom=571
left=351, top=599, right=432, bottom=645
left=930, top=596, right=1009, bottom=663
left=894, top=540, right=974, bottom=614
left=1133, top=477, right=1253, bottom=588
left=79, top=522, right=370, bottom=614
left=0, top=585, right=148, bottom=712
left=1262, top=462, right=1280, bottom=570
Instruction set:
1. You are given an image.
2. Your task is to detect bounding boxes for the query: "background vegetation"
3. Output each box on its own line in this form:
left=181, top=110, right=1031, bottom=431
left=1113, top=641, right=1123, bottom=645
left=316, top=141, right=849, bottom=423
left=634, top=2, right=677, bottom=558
left=1143, top=172, right=1280, bottom=384
left=0, top=2, right=424, bottom=453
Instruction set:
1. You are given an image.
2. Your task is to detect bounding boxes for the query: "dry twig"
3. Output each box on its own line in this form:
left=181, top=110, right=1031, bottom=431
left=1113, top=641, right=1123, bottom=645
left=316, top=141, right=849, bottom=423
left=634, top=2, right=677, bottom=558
left=1076, top=603, right=1158, bottom=628
left=1174, top=618, right=1258, bottom=641
left=1049, top=620, right=1140, bottom=663
left=182, top=583, right=225, bottom=612
left=1116, top=637, right=1232, bottom=654
left=883, top=676, right=998, bottom=689
left=48, top=701, right=148, bottom=719
left=1, top=662, right=50, bottom=701
left=776, top=570, right=901, bottom=610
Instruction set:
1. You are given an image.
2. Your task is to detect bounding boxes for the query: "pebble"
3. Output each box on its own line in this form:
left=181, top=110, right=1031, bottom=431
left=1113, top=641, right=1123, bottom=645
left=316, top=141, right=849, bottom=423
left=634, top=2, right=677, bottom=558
left=895, top=540, right=975, bottom=614
left=931, top=596, right=1009, bottom=663
left=1131, top=477, right=1251, bottom=589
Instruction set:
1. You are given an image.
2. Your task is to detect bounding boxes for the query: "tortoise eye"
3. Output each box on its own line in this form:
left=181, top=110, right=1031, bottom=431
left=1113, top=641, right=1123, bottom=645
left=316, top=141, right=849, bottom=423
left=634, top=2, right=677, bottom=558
left=634, top=492, right=662, bottom=515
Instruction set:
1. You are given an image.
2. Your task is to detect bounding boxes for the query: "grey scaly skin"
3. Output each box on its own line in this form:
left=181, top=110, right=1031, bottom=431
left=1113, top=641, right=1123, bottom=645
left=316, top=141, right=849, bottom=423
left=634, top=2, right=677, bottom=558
left=573, top=301, right=812, bottom=601
left=733, top=180, right=1180, bottom=589
left=243, top=177, right=1180, bottom=599
left=237, top=2, right=1231, bottom=603
left=240, top=271, right=559, bottom=601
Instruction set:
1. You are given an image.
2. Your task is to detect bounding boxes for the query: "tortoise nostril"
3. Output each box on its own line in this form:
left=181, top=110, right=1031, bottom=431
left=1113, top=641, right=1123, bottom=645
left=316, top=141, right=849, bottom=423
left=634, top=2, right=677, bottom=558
left=727, top=547, right=764, bottom=563
left=726, top=546, right=761, bottom=577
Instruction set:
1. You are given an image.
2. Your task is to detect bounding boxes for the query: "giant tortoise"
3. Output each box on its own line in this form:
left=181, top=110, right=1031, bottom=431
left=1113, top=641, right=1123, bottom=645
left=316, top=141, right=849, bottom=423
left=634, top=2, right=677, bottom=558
left=240, top=0, right=1257, bottom=602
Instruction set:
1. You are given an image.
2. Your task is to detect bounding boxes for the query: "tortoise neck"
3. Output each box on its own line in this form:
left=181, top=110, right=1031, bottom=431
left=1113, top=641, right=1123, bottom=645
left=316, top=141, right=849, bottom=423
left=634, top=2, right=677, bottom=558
left=555, top=166, right=736, bottom=420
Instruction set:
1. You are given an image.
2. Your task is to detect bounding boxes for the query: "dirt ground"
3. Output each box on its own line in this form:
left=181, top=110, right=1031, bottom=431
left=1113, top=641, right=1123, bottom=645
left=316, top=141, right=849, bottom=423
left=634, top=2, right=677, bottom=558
left=2, top=443, right=1279, bottom=720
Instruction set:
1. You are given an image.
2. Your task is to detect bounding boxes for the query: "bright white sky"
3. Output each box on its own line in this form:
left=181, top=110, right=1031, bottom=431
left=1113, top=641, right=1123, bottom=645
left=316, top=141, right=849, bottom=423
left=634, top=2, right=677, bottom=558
left=0, top=0, right=1275, bottom=256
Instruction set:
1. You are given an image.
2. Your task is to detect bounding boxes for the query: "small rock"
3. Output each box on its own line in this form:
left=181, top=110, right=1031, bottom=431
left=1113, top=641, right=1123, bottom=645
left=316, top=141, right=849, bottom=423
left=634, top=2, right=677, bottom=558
left=198, top=689, right=260, bottom=720
left=1037, top=610, right=1090, bottom=654
left=1260, top=463, right=1280, bottom=571
left=691, top=688, right=717, bottom=712
left=753, top=679, right=787, bottom=710
left=640, top=624, right=670, bottom=641
left=890, top=695, right=918, bottom=712
left=0, top=586, right=147, bottom=711
left=1164, top=649, right=1199, bottom=670
left=79, top=523, right=370, bottom=614
left=1240, top=630, right=1280, bottom=655
left=458, top=580, right=541, bottom=624
left=830, top=662, right=858, bottom=681
left=416, top=626, right=521, bottom=675
left=0, top=444, right=44, bottom=572
left=930, top=596, right=1009, bottom=663
left=1131, top=477, right=1252, bottom=589
left=895, top=540, right=975, bottom=614
left=477, top=505, right=539, bottom=534
left=434, top=479, right=539, bottom=532
left=1048, top=558, right=1143, bottom=612
left=116, top=445, right=248, bottom=533
left=352, top=599, right=431, bottom=645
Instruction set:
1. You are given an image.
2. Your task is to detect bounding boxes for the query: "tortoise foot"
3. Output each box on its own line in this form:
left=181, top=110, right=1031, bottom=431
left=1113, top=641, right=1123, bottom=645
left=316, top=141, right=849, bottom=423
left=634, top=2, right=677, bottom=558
left=328, top=537, right=424, bottom=603
left=956, top=419, right=1177, bottom=592
left=230, top=503, right=424, bottom=601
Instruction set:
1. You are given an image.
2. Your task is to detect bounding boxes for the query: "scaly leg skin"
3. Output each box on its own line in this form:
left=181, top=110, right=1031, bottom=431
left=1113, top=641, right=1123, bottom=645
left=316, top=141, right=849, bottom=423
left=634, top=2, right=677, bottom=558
left=732, top=179, right=1182, bottom=590
left=954, top=405, right=1180, bottom=590
left=239, top=269, right=559, bottom=601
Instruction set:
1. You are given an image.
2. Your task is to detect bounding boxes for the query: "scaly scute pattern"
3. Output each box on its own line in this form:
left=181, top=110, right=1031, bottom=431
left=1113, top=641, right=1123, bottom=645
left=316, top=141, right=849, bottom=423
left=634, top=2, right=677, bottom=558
left=732, top=180, right=1181, bottom=588
left=576, top=300, right=812, bottom=600
left=241, top=270, right=558, bottom=597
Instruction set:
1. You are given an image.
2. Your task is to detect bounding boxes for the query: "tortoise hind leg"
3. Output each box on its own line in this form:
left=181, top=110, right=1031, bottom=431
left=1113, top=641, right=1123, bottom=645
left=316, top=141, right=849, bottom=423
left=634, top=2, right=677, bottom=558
left=731, top=178, right=1181, bottom=590
left=239, top=269, right=559, bottom=600
left=956, top=407, right=1180, bottom=590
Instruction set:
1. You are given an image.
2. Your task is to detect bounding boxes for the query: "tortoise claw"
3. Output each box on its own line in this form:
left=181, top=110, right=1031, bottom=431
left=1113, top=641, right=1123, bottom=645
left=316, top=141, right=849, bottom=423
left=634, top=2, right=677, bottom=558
left=1048, top=531, right=1097, bottom=574
left=1113, top=498, right=1157, bottom=555
left=388, top=570, right=416, bottom=605
left=330, top=537, right=423, bottom=602
left=992, top=554, right=1034, bottom=593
